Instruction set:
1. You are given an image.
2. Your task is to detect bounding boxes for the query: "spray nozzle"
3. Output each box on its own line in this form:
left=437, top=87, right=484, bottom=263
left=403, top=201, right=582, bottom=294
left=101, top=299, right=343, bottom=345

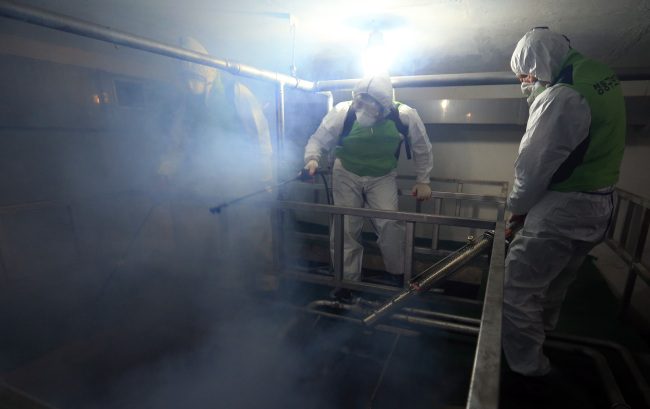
left=297, top=169, right=317, bottom=183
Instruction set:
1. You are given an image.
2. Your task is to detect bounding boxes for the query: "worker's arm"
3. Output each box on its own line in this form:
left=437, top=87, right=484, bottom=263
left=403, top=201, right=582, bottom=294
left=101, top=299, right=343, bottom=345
left=400, top=105, right=433, bottom=200
left=303, top=101, right=351, bottom=166
left=507, top=86, right=591, bottom=215
left=401, top=105, right=433, bottom=184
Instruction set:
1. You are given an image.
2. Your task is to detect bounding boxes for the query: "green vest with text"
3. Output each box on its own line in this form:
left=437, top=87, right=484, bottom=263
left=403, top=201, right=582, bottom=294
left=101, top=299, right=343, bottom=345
left=548, top=50, right=626, bottom=192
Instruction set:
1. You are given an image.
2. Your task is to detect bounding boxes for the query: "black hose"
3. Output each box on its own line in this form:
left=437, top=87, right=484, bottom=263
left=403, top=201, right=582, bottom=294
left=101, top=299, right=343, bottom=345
left=319, top=171, right=332, bottom=205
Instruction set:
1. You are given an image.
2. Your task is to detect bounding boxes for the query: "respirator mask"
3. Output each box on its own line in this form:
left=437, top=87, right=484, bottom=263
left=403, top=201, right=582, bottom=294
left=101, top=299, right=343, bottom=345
left=352, top=94, right=382, bottom=127
left=521, top=81, right=547, bottom=106
left=355, top=110, right=378, bottom=127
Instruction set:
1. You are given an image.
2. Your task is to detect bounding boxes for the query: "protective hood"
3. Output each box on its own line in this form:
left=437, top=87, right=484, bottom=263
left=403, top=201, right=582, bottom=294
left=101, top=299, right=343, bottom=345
left=178, top=36, right=218, bottom=84
left=510, top=28, right=571, bottom=83
left=353, top=71, right=394, bottom=115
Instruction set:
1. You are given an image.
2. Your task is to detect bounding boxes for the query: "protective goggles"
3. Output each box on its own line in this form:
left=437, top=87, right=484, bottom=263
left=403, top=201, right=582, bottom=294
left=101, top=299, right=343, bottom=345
left=352, top=94, right=382, bottom=117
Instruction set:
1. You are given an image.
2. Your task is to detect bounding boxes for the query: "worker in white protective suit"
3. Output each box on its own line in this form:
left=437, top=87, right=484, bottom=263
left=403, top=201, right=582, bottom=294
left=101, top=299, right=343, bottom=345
left=156, top=36, right=274, bottom=288
left=303, top=72, right=433, bottom=298
left=502, top=27, right=625, bottom=383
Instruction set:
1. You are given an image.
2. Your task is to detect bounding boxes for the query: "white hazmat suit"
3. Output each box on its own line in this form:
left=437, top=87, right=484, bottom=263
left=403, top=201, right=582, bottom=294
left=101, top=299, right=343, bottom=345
left=157, top=36, right=275, bottom=286
left=304, top=72, right=433, bottom=282
left=502, top=28, right=625, bottom=376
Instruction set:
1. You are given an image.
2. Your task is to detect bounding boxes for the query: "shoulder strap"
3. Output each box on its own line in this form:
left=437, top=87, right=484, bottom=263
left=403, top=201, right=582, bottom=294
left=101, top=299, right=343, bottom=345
left=387, top=103, right=411, bottom=160
left=339, top=105, right=357, bottom=144
left=338, top=103, right=411, bottom=160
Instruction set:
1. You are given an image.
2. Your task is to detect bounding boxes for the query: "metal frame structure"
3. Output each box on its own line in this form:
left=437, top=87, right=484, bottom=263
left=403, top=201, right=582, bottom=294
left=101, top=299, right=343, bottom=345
left=267, top=197, right=507, bottom=408
left=605, top=188, right=650, bottom=319
left=291, top=175, right=508, bottom=256
left=270, top=196, right=504, bottom=288
left=279, top=178, right=507, bottom=286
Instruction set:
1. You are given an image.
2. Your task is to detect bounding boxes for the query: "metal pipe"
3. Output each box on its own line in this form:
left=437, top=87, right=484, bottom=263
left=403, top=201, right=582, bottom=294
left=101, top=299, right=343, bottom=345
left=363, top=232, right=494, bottom=327
left=332, top=214, right=344, bottom=281
left=318, top=91, right=334, bottom=112
left=3, top=0, right=649, bottom=97
left=431, top=197, right=442, bottom=250
left=416, top=234, right=493, bottom=290
left=365, top=306, right=635, bottom=408
left=315, top=73, right=519, bottom=91
left=404, top=221, right=415, bottom=284
left=546, top=331, right=650, bottom=408
left=315, top=68, right=650, bottom=92
left=0, top=0, right=315, bottom=92
left=300, top=300, right=479, bottom=337
left=391, top=313, right=479, bottom=336
left=265, top=200, right=497, bottom=230
left=401, top=307, right=481, bottom=326
left=279, top=298, right=642, bottom=409
left=299, top=300, right=480, bottom=337
left=467, top=220, right=506, bottom=409
left=545, top=340, right=631, bottom=409
left=277, top=300, right=421, bottom=337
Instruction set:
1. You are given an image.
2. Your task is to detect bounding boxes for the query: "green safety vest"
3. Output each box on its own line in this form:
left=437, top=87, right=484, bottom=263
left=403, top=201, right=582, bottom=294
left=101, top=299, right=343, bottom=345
left=335, top=115, right=403, bottom=177
left=548, top=50, right=626, bottom=192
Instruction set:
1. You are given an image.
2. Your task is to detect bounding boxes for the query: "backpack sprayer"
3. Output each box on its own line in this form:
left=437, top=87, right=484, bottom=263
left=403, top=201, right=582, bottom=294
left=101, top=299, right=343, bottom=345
left=362, top=218, right=525, bottom=328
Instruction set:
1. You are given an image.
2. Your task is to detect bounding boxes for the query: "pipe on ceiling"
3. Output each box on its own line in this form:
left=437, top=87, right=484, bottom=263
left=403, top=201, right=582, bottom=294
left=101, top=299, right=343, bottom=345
left=1, top=0, right=649, bottom=94
left=0, top=0, right=316, bottom=92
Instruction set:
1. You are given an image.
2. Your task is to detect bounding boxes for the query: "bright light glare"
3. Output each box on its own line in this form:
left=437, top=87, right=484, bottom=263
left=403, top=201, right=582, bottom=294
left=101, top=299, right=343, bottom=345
left=441, top=100, right=449, bottom=109
left=362, top=44, right=395, bottom=76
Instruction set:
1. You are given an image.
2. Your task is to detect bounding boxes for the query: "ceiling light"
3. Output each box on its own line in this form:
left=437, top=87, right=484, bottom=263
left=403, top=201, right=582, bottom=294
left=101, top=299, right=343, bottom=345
left=361, top=30, right=395, bottom=76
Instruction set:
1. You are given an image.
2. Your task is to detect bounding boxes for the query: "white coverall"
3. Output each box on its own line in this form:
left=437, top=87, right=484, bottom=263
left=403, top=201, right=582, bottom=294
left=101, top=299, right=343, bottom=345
left=157, top=36, right=274, bottom=283
left=304, top=74, right=433, bottom=281
left=502, top=29, right=618, bottom=376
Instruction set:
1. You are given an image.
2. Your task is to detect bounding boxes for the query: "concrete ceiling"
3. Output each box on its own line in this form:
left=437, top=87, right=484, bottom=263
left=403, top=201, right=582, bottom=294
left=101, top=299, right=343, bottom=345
left=5, top=0, right=650, bottom=81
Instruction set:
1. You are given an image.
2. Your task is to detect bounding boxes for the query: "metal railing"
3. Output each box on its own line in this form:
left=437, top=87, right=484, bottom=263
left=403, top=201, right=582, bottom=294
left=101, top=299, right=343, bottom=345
left=605, top=188, right=650, bottom=319
left=399, top=175, right=508, bottom=253
left=268, top=198, right=506, bottom=409
left=271, top=197, right=503, bottom=293
left=289, top=175, right=508, bottom=258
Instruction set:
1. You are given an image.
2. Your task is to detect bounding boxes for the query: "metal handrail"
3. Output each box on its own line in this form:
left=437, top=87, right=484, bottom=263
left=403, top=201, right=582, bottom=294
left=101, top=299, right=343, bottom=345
left=291, top=176, right=508, bottom=255
left=605, top=188, right=650, bottom=319
left=269, top=199, right=506, bottom=409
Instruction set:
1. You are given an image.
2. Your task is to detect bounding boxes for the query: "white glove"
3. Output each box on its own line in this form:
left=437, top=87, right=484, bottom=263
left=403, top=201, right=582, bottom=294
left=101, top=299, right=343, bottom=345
left=413, top=183, right=431, bottom=201
left=304, top=159, right=319, bottom=176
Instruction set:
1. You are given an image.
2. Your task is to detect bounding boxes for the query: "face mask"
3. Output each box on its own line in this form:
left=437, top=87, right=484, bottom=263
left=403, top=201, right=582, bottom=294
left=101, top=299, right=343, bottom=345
left=355, top=109, right=377, bottom=127
left=520, top=81, right=547, bottom=106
